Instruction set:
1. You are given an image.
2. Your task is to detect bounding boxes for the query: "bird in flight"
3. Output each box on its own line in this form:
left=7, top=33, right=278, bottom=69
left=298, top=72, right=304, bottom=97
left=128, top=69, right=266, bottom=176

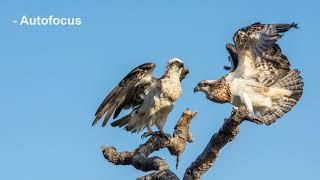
left=92, top=58, right=189, bottom=137
left=194, top=22, right=303, bottom=125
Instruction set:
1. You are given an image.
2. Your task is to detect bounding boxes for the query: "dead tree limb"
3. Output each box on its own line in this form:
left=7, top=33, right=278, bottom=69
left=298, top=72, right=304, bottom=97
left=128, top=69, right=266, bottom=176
left=183, top=107, right=263, bottom=180
left=102, top=108, right=197, bottom=180
left=101, top=107, right=262, bottom=179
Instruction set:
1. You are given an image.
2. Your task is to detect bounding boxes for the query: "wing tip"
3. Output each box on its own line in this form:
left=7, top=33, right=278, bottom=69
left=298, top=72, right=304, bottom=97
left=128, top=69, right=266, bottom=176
left=102, top=122, right=107, bottom=127
left=291, top=22, right=299, bottom=29
left=92, top=118, right=99, bottom=126
left=252, top=22, right=261, bottom=26
left=224, top=66, right=231, bottom=70
left=226, top=43, right=233, bottom=49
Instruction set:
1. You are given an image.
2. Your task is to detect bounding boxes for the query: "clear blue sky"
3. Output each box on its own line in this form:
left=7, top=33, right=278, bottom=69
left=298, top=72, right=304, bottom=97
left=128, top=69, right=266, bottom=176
left=0, top=0, right=319, bottom=179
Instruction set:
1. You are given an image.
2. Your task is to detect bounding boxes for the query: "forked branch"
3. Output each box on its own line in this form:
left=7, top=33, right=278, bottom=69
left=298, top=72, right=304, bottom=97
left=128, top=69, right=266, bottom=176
left=102, top=107, right=261, bottom=180
left=183, top=107, right=262, bottom=180
left=102, top=109, right=197, bottom=179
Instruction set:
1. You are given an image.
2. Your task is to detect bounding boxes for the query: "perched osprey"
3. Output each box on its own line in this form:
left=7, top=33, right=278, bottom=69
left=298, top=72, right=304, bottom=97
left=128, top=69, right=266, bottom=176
left=194, top=23, right=303, bottom=125
left=92, top=58, right=189, bottom=136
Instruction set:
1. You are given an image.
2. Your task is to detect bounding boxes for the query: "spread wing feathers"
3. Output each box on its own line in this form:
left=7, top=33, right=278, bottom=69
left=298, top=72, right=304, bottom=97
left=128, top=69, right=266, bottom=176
left=272, top=69, right=303, bottom=100
left=111, top=110, right=150, bottom=133
left=231, top=23, right=296, bottom=79
left=263, top=44, right=290, bottom=70
left=262, top=70, right=303, bottom=125
left=110, top=114, right=130, bottom=128
left=92, top=62, right=156, bottom=127
left=255, top=59, right=289, bottom=87
left=233, top=22, right=298, bottom=61
left=224, top=43, right=238, bottom=71
left=224, top=43, right=290, bottom=75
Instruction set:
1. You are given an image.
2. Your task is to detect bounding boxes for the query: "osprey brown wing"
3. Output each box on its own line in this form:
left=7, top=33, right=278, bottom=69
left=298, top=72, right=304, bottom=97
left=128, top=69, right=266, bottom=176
left=233, top=22, right=297, bottom=68
left=225, top=43, right=238, bottom=72
left=92, top=62, right=156, bottom=127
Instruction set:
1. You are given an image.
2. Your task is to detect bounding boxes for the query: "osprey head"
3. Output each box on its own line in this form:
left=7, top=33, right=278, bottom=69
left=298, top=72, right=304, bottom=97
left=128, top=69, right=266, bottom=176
left=194, top=80, right=216, bottom=93
left=194, top=79, right=231, bottom=104
left=167, top=58, right=189, bottom=81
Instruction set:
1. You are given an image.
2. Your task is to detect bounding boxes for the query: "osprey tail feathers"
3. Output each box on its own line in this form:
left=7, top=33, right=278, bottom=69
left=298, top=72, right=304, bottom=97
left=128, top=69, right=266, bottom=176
left=110, top=113, right=145, bottom=133
left=272, top=69, right=303, bottom=101
left=263, top=70, right=303, bottom=125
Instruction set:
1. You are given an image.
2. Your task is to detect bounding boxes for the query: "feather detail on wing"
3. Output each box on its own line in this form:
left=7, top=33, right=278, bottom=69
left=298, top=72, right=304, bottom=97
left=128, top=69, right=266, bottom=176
left=225, top=22, right=303, bottom=125
left=231, top=22, right=297, bottom=78
left=254, top=58, right=289, bottom=87
left=233, top=22, right=298, bottom=61
left=92, top=62, right=156, bottom=127
left=262, top=70, right=303, bottom=125
left=263, top=44, right=290, bottom=70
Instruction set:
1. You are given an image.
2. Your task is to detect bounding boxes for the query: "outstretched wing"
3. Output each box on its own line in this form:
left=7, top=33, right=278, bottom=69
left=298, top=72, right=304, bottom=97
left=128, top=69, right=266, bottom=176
left=92, top=62, right=156, bottom=127
left=233, top=22, right=297, bottom=66
left=231, top=22, right=296, bottom=79
left=254, top=57, right=290, bottom=87
left=225, top=43, right=290, bottom=73
left=229, top=23, right=302, bottom=125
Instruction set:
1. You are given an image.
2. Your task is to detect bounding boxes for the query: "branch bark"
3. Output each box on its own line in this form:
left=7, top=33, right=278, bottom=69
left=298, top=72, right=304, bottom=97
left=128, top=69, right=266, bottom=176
left=101, top=107, right=261, bottom=179
left=102, top=108, right=197, bottom=179
left=183, top=107, right=262, bottom=180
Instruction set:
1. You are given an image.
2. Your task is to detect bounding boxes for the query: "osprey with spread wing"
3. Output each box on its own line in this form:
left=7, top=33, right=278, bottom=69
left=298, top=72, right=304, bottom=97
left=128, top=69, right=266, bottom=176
left=194, top=23, right=303, bottom=125
left=92, top=58, right=189, bottom=135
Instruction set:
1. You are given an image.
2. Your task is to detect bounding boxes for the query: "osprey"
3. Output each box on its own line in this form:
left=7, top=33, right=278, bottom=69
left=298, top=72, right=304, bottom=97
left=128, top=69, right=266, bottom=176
left=194, top=23, right=303, bottom=125
left=92, top=58, right=189, bottom=136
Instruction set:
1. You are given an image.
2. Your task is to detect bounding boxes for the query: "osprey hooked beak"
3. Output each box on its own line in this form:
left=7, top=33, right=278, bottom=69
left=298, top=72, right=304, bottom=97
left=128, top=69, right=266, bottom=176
left=194, top=80, right=215, bottom=93
left=194, top=82, right=202, bottom=93
left=194, top=86, right=200, bottom=93
left=180, top=67, right=189, bottom=81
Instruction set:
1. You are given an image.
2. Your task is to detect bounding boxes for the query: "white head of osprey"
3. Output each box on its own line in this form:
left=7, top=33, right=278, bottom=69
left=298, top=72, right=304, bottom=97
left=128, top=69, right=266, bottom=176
left=19, top=15, right=81, bottom=26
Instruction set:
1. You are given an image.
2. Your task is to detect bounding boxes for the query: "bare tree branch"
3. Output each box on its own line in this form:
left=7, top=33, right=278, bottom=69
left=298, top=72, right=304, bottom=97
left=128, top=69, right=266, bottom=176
left=101, top=107, right=262, bottom=179
left=137, top=169, right=179, bottom=180
left=183, top=107, right=262, bottom=180
left=102, top=108, right=197, bottom=179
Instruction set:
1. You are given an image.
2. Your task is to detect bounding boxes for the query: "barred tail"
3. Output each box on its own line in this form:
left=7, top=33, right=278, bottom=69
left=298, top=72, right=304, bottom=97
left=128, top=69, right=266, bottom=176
left=263, top=70, right=303, bottom=125
left=273, top=69, right=303, bottom=100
